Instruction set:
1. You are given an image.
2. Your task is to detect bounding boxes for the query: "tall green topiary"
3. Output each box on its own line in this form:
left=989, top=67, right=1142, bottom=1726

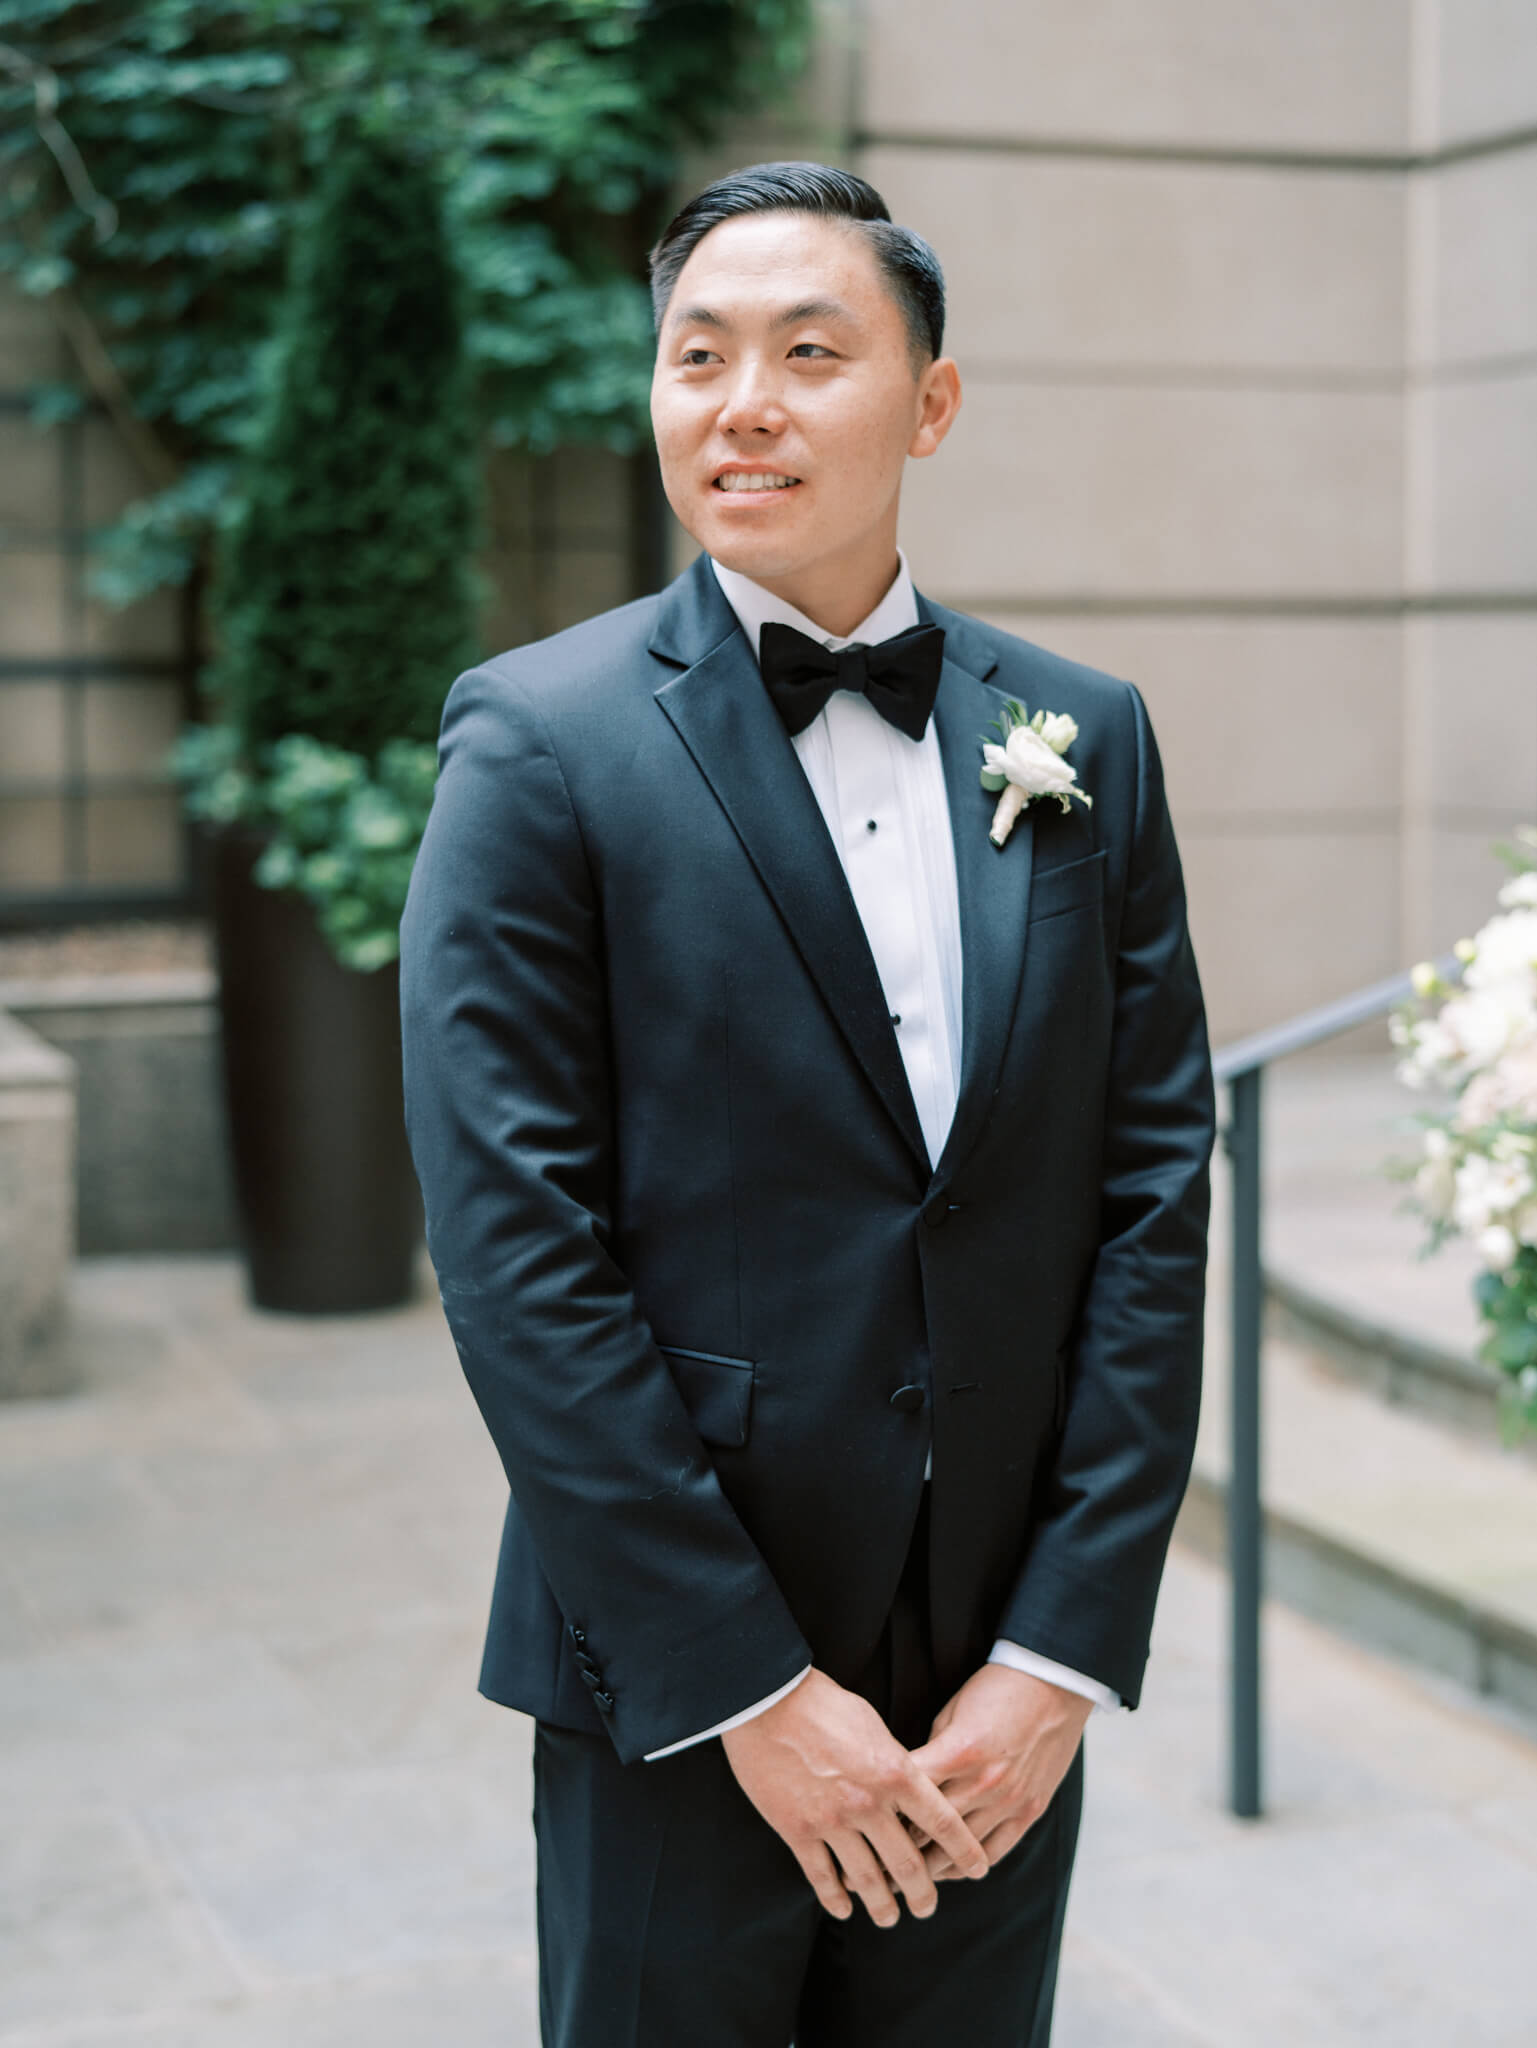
left=174, top=127, right=478, bottom=972
left=215, top=129, right=477, bottom=757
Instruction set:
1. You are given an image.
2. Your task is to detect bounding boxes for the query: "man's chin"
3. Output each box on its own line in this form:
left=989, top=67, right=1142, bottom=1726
left=693, top=529, right=812, bottom=584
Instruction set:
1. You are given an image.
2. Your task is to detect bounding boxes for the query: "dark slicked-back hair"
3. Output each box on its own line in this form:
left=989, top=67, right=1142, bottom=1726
left=648, top=161, right=945, bottom=365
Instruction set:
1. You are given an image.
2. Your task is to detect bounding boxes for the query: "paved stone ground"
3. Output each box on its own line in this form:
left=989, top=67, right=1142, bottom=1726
left=5, top=1186, right=1537, bottom=2043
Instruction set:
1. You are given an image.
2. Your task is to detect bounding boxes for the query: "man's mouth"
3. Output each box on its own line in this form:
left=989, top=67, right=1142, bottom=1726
left=712, top=472, right=801, bottom=492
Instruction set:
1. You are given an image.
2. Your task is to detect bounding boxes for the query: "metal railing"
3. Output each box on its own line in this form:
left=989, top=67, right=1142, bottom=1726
left=1210, top=955, right=1459, bottom=1819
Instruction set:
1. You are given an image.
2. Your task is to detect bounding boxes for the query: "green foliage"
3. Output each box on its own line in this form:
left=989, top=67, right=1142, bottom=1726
left=1476, top=1248, right=1537, bottom=1443
left=211, top=129, right=479, bottom=756
left=7, top=0, right=809, bottom=968
left=170, top=127, right=475, bottom=966
left=0, top=0, right=812, bottom=595
left=173, top=725, right=437, bottom=970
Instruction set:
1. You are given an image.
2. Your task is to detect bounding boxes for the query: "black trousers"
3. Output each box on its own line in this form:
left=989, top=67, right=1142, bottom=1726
left=531, top=1490, right=1084, bottom=2046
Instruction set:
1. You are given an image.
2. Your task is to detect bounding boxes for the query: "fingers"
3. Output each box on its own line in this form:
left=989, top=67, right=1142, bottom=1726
left=924, top=1802, right=1040, bottom=1880
left=898, top=1768, right=990, bottom=1882
left=906, top=1732, right=957, bottom=1783
left=795, top=1841, right=853, bottom=1922
left=864, top=1813, right=940, bottom=1922
left=828, top=1831, right=902, bottom=1930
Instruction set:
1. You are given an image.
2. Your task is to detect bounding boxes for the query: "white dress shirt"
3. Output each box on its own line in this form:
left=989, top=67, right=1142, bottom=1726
left=642, top=552, right=1120, bottom=1761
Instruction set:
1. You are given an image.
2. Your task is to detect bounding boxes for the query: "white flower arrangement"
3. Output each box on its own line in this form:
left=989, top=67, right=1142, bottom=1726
left=1392, top=826, right=1537, bottom=1433
left=978, top=701, right=1092, bottom=848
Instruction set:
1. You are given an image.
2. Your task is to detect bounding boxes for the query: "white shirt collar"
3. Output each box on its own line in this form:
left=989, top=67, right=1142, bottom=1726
left=709, top=549, right=919, bottom=661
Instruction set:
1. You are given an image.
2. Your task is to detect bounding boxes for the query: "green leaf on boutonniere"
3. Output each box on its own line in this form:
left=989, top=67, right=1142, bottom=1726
left=980, top=766, right=1008, bottom=792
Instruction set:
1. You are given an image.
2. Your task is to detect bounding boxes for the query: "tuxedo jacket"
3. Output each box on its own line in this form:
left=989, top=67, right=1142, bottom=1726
left=398, top=551, right=1215, bottom=1766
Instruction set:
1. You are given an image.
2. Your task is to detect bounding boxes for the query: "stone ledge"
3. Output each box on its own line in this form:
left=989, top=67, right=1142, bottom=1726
left=0, top=968, right=218, bottom=1013
left=0, top=1007, right=77, bottom=1397
left=1266, top=1261, right=1505, bottom=1441
left=0, top=975, right=234, bottom=1256
left=1178, top=1468, right=1537, bottom=1726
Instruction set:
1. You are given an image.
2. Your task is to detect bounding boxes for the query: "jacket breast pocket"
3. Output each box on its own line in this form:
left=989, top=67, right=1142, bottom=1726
left=1028, top=848, right=1107, bottom=926
left=657, top=1343, right=756, bottom=1448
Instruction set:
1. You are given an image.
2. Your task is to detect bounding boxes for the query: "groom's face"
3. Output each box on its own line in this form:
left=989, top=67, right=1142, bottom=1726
left=650, top=211, right=956, bottom=587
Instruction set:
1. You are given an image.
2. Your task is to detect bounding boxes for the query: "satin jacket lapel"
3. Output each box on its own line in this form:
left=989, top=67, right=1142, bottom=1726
left=921, top=599, right=1038, bottom=1185
left=651, top=558, right=930, bottom=1174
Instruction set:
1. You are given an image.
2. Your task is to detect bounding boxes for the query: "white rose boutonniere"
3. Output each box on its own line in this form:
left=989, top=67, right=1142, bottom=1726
left=979, top=699, right=1093, bottom=848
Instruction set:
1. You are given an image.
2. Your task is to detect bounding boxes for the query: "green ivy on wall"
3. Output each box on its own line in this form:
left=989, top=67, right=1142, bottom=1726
left=0, top=0, right=812, bottom=603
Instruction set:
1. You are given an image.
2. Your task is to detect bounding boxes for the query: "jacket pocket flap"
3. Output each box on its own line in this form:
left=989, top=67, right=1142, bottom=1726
left=1029, top=848, right=1107, bottom=924
left=657, top=1344, right=755, bottom=1448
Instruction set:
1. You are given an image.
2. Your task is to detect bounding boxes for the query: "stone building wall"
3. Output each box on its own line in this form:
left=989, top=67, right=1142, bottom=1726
left=1402, top=0, right=1537, bottom=961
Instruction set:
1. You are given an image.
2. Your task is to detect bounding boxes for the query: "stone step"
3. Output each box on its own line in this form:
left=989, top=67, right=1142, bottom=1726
left=1265, top=1264, right=1510, bottom=1444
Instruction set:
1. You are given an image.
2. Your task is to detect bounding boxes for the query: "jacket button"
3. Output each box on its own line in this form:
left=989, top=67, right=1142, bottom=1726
left=578, top=1665, right=603, bottom=1690
left=568, top=1624, right=587, bottom=1646
left=889, top=1384, right=925, bottom=1413
left=922, top=1193, right=949, bottom=1227
left=593, top=1690, right=615, bottom=1714
left=575, top=1650, right=599, bottom=1674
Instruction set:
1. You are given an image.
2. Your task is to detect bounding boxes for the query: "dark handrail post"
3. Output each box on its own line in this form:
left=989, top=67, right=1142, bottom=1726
left=1226, top=1065, right=1263, bottom=1819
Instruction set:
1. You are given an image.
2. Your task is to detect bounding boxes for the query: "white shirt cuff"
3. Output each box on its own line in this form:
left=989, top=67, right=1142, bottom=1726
left=642, top=1664, right=814, bottom=1760
left=988, top=1640, right=1123, bottom=1713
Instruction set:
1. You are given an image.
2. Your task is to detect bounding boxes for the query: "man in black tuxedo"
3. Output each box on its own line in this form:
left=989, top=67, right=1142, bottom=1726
left=400, top=162, right=1214, bottom=2046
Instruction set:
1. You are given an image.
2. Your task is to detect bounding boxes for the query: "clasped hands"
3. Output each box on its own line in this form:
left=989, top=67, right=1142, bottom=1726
left=720, top=1662, right=1091, bottom=1930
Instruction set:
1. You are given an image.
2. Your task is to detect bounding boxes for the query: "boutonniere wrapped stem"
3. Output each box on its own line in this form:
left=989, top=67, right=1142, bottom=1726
left=979, top=700, right=1093, bottom=847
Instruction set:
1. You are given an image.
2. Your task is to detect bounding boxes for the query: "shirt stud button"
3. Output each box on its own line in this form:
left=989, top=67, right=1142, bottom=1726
left=890, top=1012, right=901, bottom=1026
left=866, top=818, right=878, bottom=832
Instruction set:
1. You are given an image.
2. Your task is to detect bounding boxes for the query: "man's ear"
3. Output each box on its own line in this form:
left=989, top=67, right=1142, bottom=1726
left=910, top=357, right=962, bottom=461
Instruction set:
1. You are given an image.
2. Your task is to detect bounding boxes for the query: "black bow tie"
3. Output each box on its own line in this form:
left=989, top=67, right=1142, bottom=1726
left=757, top=620, right=946, bottom=742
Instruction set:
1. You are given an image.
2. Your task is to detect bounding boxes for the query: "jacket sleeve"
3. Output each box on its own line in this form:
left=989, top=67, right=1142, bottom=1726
left=399, top=663, right=811, bottom=1762
left=996, top=680, right=1216, bottom=1707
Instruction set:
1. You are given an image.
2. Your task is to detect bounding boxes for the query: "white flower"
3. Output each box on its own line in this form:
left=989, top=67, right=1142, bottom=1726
left=982, top=724, right=1084, bottom=802
left=1438, top=988, right=1522, bottom=1070
left=1452, top=1152, right=1534, bottom=1235
left=980, top=704, right=1092, bottom=847
left=1457, top=1040, right=1537, bottom=1126
left=1517, top=1199, right=1537, bottom=1249
left=1480, top=1223, right=1518, bottom=1272
left=1463, top=908, right=1537, bottom=997
left=1411, top=960, right=1441, bottom=998
left=1398, top=1015, right=1462, bottom=1087
left=1498, top=872, right=1537, bottom=910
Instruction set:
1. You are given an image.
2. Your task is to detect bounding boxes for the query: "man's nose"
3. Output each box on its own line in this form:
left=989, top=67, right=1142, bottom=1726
left=716, top=362, right=785, bottom=437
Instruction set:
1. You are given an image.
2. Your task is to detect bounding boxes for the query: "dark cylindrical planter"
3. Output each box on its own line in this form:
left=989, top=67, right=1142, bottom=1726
left=211, top=825, right=423, bottom=1313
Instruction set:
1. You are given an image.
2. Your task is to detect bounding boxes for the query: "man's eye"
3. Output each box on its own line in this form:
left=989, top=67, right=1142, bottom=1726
left=680, top=349, right=719, bottom=367
left=788, top=343, right=833, bottom=358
